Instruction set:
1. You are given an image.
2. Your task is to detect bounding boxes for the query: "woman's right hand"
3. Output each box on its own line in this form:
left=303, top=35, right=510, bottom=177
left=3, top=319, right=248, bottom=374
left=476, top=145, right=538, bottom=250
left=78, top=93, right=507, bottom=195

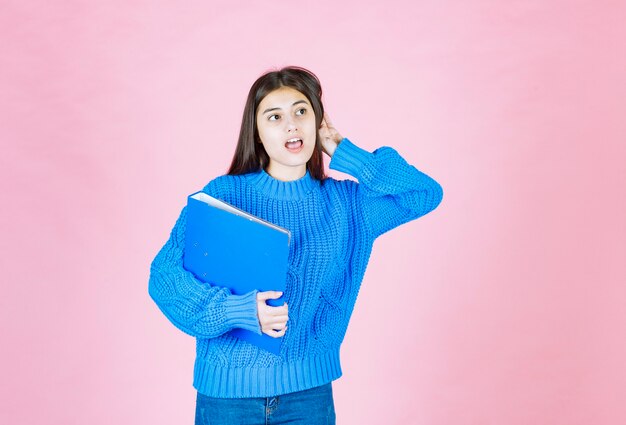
left=256, top=291, right=289, bottom=338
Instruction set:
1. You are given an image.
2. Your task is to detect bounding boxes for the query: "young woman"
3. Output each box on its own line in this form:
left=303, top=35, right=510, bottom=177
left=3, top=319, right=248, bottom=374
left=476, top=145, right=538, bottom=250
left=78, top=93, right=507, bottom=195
left=148, top=66, right=443, bottom=424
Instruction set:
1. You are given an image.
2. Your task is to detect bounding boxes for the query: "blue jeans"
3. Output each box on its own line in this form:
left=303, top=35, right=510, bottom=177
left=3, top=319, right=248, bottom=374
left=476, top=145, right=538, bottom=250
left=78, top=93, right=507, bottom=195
left=194, top=382, right=336, bottom=425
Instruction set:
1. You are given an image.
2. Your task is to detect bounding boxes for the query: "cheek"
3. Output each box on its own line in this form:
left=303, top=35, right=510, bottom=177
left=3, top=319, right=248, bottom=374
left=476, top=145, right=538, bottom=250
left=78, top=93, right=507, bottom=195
left=256, top=124, right=273, bottom=146
left=305, top=118, right=317, bottom=135
left=259, top=132, right=281, bottom=152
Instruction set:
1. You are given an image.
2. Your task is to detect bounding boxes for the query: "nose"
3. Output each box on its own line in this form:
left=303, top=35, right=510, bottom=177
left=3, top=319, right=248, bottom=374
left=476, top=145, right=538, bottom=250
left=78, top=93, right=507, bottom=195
left=285, top=116, right=297, bottom=132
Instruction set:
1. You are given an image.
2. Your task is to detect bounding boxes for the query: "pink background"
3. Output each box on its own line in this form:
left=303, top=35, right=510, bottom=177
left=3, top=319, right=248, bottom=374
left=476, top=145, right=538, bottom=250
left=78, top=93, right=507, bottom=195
left=2, top=1, right=625, bottom=424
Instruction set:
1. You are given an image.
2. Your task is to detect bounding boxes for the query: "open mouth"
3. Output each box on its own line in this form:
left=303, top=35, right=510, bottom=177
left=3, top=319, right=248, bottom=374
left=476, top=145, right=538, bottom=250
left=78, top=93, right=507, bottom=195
left=285, top=137, right=303, bottom=152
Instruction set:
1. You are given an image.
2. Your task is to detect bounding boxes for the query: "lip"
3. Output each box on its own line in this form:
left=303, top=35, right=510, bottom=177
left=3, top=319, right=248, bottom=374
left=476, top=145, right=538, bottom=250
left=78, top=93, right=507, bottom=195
left=284, top=136, right=303, bottom=144
left=284, top=136, right=304, bottom=153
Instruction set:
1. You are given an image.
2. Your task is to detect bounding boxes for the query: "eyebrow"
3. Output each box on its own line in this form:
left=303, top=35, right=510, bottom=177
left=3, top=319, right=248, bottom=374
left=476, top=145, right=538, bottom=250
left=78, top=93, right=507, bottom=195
left=262, top=100, right=309, bottom=115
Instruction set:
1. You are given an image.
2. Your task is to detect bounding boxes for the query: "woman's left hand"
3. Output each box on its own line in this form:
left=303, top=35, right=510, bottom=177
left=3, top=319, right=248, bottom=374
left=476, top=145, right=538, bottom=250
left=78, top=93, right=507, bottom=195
left=318, top=112, right=343, bottom=157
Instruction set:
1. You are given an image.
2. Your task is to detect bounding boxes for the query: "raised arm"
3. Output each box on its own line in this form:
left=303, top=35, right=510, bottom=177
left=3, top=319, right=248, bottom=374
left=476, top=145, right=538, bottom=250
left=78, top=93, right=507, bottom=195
left=148, top=205, right=262, bottom=338
left=329, top=138, right=443, bottom=239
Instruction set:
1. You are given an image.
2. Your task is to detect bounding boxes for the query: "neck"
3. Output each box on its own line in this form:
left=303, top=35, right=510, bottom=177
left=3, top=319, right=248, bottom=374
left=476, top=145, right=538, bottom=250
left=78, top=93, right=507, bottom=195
left=245, top=167, right=317, bottom=201
left=266, top=164, right=307, bottom=182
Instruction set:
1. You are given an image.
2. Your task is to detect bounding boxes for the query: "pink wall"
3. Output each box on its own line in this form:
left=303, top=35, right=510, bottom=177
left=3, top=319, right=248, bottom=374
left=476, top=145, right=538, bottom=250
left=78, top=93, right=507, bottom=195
left=2, top=1, right=625, bottom=424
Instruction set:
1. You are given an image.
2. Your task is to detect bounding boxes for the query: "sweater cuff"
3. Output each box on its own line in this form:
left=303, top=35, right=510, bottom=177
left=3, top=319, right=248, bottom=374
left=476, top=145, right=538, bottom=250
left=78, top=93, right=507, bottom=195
left=328, top=137, right=374, bottom=178
left=223, top=290, right=262, bottom=335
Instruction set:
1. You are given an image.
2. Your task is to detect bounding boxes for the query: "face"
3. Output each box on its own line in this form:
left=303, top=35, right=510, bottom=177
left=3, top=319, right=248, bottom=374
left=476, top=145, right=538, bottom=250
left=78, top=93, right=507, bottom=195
left=256, top=86, right=317, bottom=181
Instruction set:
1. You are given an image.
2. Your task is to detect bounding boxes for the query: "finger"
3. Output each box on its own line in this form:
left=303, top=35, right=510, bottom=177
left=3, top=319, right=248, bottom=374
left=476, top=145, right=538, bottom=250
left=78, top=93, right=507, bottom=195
left=267, top=327, right=287, bottom=338
left=266, top=329, right=279, bottom=338
left=265, top=325, right=284, bottom=334
left=265, top=316, right=289, bottom=330
left=260, top=310, right=287, bottom=325
left=262, top=312, right=288, bottom=324
left=257, top=291, right=283, bottom=301
left=271, top=315, right=289, bottom=324
left=323, top=112, right=333, bottom=127
left=269, top=304, right=288, bottom=314
left=270, top=324, right=286, bottom=333
left=265, top=316, right=288, bottom=329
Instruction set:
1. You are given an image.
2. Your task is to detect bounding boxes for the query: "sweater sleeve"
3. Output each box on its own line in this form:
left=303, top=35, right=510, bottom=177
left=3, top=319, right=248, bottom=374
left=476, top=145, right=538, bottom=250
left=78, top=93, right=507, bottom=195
left=329, top=137, right=443, bottom=239
left=148, top=204, right=263, bottom=338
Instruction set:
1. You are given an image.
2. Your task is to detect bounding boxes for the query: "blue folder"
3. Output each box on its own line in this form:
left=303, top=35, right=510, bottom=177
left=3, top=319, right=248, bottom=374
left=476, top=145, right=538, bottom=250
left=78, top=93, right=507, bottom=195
left=183, top=190, right=291, bottom=355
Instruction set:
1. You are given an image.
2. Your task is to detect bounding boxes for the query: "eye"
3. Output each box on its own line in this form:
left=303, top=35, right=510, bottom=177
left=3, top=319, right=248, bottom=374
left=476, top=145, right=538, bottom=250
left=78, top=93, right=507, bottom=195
left=296, top=108, right=307, bottom=115
left=268, top=114, right=280, bottom=121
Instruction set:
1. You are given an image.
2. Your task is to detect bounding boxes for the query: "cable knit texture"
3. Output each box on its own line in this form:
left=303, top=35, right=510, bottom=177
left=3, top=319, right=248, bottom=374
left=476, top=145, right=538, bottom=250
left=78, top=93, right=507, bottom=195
left=148, top=138, right=443, bottom=398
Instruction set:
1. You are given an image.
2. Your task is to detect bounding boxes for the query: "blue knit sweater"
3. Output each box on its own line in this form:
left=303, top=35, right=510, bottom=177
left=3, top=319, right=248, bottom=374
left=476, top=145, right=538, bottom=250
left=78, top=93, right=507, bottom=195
left=148, top=138, right=443, bottom=398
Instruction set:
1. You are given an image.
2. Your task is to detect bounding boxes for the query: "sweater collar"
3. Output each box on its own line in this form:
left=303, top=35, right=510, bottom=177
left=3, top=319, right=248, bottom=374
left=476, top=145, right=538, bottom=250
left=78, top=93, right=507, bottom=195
left=245, top=168, right=317, bottom=201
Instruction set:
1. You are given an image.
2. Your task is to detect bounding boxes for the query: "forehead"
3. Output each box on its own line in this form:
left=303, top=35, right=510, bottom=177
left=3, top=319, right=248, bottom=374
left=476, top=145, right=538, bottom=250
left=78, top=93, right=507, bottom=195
left=258, top=87, right=308, bottom=111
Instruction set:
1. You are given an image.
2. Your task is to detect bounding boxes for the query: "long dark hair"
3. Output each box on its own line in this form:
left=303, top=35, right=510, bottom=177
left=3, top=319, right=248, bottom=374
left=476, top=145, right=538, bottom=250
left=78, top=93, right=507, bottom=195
left=227, top=66, right=326, bottom=180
